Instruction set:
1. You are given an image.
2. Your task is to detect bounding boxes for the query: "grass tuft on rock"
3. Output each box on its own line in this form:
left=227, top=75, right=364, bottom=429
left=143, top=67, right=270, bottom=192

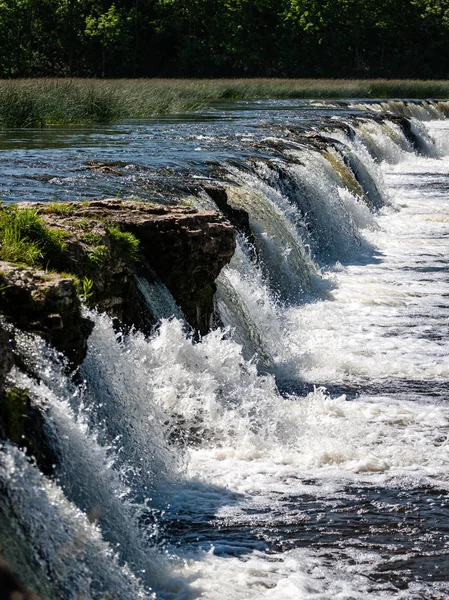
left=0, top=205, right=67, bottom=268
left=43, top=202, right=76, bottom=215
left=107, top=225, right=140, bottom=262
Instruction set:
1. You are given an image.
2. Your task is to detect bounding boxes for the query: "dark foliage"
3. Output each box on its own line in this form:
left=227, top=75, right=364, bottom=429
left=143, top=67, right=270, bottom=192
left=0, top=0, right=448, bottom=78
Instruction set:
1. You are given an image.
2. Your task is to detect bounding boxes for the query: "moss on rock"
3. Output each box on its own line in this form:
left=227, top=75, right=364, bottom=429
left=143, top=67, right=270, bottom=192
left=19, top=199, right=236, bottom=334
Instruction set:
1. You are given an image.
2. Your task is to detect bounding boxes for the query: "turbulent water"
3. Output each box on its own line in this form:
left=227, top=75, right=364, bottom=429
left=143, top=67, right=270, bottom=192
left=1, top=100, right=449, bottom=599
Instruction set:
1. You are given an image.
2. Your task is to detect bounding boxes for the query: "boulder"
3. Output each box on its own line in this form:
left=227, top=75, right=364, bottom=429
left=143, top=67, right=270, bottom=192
left=0, top=262, right=93, bottom=365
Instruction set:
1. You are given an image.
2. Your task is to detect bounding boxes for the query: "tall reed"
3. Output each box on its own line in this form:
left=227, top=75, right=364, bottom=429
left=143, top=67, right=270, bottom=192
left=1, top=78, right=448, bottom=127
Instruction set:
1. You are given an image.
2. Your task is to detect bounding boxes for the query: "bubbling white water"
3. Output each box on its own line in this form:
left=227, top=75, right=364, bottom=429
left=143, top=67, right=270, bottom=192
left=159, top=118, right=449, bottom=598
left=176, top=546, right=428, bottom=600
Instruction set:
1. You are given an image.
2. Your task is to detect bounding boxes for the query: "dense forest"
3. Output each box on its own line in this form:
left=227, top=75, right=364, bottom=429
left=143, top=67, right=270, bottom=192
left=1, top=0, right=449, bottom=78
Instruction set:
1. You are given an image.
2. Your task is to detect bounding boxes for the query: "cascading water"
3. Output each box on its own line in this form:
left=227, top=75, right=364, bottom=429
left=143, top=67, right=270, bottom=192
left=3, top=100, right=449, bottom=599
left=222, top=165, right=319, bottom=302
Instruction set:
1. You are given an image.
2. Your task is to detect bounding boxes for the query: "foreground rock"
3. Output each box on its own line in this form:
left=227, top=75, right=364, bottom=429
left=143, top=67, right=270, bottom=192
left=26, top=199, right=236, bottom=334
left=0, top=197, right=236, bottom=365
left=0, top=262, right=92, bottom=365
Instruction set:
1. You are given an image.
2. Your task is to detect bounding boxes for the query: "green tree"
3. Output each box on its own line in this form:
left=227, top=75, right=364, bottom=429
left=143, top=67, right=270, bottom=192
left=85, top=3, right=123, bottom=76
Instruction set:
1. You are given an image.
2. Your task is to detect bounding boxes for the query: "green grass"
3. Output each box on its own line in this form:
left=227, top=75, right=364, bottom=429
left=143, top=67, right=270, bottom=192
left=107, top=225, right=140, bottom=262
left=1, top=78, right=449, bottom=127
left=86, top=244, right=109, bottom=267
left=43, top=202, right=77, bottom=215
left=0, top=79, right=123, bottom=127
left=79, top=276, right=94, bottom=304
left=0, top=87, right=44, bottom=128
left=0, top=205, right=67, bottom=267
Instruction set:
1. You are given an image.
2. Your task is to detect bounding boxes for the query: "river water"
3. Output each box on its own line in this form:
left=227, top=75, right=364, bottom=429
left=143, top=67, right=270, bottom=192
left=1, top=100, right=449, bottom=599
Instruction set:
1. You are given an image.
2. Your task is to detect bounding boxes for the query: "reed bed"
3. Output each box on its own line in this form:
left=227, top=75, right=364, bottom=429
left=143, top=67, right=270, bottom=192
left=1, top=78, right=449, bottom=127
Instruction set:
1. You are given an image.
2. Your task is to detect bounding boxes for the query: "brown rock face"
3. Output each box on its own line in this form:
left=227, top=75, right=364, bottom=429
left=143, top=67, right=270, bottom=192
left=99, top=201, right=236, bottom=334
left=31, top=199, right=236, bottom=335
left=0, top=199, right=235, bottom=358
left=0, top=262, right=93, bottom=365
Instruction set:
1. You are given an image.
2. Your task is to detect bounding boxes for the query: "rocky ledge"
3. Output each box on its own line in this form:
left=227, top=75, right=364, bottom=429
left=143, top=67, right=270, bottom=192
left=22, top=199, right=235, bottom=335
left=0, top=199, right=235, bottom=368
left=0, top=198, right=235, bottom=467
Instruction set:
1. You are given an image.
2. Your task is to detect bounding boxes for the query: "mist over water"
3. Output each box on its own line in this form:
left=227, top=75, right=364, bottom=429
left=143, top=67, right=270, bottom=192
left=2, top=101, right=449, bottom=599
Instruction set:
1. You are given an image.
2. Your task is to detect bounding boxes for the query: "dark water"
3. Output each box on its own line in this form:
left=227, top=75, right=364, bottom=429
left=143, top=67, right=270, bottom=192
left=0, top=98, right=417, bottom=204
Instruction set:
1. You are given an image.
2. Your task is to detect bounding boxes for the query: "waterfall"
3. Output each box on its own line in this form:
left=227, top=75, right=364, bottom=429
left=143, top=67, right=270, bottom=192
left=3, top=100, right=449, bottom=599
left=223, top=165, right=319, bottom=302
left=7, top=329, right=182, bottom=597
left=0, top=443, right=154, bottom=600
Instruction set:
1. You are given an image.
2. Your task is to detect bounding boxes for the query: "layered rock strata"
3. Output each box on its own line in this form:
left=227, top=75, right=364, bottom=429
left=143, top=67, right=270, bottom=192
left=23, top=199, right=236, bottom=336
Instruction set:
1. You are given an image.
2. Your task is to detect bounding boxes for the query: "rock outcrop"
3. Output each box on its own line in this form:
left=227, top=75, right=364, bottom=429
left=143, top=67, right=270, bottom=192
left=0, top=262, right=93, bottom=365
left=0, top=199, right=236, bottom=361
left=25, top=199, right=236, bottom=335
left=0, top=264, right=85, bottom=475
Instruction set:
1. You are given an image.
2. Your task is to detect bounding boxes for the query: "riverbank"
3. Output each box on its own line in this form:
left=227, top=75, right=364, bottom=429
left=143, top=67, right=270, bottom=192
left=1, top=78, right=449, bottom=127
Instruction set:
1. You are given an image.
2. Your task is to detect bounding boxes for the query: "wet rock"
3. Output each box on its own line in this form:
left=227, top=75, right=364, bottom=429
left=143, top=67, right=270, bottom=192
left=0, top=320, right=14, bottom=389
left=381, top=114, right=425, bottom=155
left=84, top=160, right=123, bottom=176
left=0, top=557, right=39, bottom=600
left=0, top=387, right=57, bottom=476
left=27, top=199, right=236, bottom=335
left=0, top=262, right=93, bottom=365
left=203, top=183, right=253, bottom=243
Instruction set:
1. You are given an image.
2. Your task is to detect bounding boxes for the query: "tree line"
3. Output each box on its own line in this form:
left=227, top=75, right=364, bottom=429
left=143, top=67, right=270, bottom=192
left=1, top=0, right=448, bottom=78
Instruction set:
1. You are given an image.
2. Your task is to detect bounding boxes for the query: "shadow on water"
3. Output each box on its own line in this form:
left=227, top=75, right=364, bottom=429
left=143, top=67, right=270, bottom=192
left=156, top=477, right=449, bottom=593
left=264, top=484, right=449, bottom=589
left=335, top=244, right=385, bottom=267
left=151, top=479, right=270, bottom=557
left=278, top=377, right=449, bottom=404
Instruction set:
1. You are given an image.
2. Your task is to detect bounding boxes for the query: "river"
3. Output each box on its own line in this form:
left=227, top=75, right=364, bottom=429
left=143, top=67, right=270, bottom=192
left=1, top=99, right=449, bottom=599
